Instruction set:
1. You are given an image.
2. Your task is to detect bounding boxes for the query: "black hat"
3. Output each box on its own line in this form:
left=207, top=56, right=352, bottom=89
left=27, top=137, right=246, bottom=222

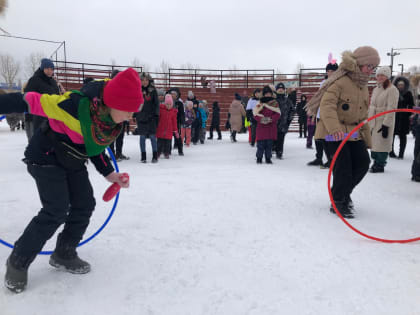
left=262, top=85, right=273, bottom=96
left=83, top=77, right=94, bottom=85
left=234, top=93, right=242, bottom=100
left=326, top=63, right=338, bottom=72
left=40, top=58, right=54, bottom=70
left=110, top=69, right=120, bottom=79
left=275, top=83, right=285, bottom=91
left=167, top=87, right=181, bottom=98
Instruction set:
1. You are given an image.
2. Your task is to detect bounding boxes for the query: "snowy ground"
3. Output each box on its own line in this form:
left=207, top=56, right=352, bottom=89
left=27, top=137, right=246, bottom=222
left=0, top=124, right=419, bottom=315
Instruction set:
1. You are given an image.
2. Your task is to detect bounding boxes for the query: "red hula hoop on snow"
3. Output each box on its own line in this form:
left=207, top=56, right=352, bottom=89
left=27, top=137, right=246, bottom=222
left=328, top=108, right=420, bottom=244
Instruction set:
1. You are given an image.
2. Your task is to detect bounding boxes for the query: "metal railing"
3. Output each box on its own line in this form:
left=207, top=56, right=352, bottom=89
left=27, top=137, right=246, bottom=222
left=54, top=61, right=143, bottom=90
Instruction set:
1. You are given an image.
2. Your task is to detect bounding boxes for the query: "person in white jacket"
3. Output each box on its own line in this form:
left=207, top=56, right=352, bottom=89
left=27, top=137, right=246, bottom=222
left=368, top=66, right=399, bottom=173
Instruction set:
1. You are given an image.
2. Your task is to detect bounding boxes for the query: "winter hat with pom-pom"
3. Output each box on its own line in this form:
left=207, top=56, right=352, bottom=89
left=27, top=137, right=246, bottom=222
left=376, top=66, right=391, bottom=78
left=353, top=46, right=380, bottom=66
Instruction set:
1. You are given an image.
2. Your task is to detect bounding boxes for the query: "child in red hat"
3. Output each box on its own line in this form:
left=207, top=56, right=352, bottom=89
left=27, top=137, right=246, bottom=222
left=0, top=68, right=143, bottom=293
left=156, top=94, right=179, bottom=158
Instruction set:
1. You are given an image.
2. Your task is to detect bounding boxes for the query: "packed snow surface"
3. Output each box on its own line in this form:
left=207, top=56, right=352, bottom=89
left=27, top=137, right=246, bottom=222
left=1, top=125, right=419, bottom=315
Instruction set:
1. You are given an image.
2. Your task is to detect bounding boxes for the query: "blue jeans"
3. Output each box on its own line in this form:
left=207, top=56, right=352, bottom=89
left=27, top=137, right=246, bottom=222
left=140, top=135, right=157, bottom=153
left=256, top=140, right=273, bottom=160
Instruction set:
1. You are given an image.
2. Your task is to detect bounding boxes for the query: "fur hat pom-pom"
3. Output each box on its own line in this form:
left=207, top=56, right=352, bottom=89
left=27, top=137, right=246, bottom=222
left=0, top=0, right=7, bottom=15
left=340, top=50, right=358, bottom=72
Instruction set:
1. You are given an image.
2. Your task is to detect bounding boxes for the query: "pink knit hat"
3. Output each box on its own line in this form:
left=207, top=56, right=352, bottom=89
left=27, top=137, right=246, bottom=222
left=164, top=94, right=173, bottom=106
left=103, top=68, right=143, bottom=112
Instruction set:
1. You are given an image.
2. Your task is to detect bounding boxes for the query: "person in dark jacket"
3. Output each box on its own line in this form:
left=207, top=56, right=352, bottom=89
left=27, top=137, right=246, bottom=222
left=192, top=101, right=202, bottom=145
left=0, top=68, right=142, bottom=293
left=411, top=105, right=420, bottom=181
left=246, top=88, right=261, bottom=146
left=296, top=94, right=307, bottom=138
left=307, top=61, right=338, bottom=167
left=136, top=73, right=159, bottom=163
left=208, top=101, right=222, bottom=140
left=168, top=87, right=185, bottom=156
left=390, top=76, right=414, bottom=159
left=274, top=83, right=294, bottom=159
left=24, top=58, right=60, bottom=141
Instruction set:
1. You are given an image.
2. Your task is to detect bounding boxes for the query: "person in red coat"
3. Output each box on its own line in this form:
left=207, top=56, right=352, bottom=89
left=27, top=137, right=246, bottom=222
left=156, top=94, right=179, bottom=159
left=253, top=86, right=281, bottom=164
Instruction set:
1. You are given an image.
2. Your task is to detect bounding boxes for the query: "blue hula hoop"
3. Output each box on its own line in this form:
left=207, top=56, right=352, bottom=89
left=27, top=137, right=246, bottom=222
left=0, top=147, right=120, bottom=255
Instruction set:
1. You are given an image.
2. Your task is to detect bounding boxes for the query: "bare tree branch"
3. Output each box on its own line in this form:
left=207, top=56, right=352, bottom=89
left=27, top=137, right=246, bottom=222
left=0, top=54, right=20, bottom=88
left=24, top=52, right=44, bottom=79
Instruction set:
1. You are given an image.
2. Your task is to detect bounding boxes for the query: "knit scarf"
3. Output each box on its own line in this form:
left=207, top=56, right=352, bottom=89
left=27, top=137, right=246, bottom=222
left=253, top=98, right=281, bottom=117
left=305, top=51, right=370, bottom=117
left=77, top=92, right=123, bottom=156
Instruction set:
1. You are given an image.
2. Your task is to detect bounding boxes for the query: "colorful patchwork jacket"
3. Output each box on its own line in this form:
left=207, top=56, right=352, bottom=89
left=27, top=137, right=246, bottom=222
left=0, top=81, right=120, bottom=176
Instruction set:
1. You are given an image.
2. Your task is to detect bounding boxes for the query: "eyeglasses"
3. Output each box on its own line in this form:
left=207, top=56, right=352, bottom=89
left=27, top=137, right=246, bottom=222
left=367, top=64, right=378, bottom=71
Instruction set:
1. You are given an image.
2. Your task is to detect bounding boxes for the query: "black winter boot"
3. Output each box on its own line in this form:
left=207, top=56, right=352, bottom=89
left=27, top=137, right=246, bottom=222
left=330, top=200, right=354, bottom=219
left=346, top=196, right=355, bottom=212
left=141, top=152, right=146, bottom=163
left=307, top=158, right=323, bottom=166
left=152, top=151, right=158, bottom=163
left=49, top=235, right=90, bottom=274
left=370, top=163, right=384, bottom=173
left=49, top=251, right=90, bottom=274
left=4, top=250, right=36, bottom=293
left=320, top=160, right=331, bottom=169
left=389, top=151, right=397, bottom=158
left=256, top=158, right=263, bottom=164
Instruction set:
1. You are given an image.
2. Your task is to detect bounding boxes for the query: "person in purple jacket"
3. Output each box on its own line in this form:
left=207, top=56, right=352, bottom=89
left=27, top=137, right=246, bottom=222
left=253, top=86, right=281, bottom=164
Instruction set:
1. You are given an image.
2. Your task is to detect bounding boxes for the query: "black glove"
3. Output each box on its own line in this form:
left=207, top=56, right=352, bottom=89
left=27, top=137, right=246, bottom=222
left=378, top=125, right=389, bottom=138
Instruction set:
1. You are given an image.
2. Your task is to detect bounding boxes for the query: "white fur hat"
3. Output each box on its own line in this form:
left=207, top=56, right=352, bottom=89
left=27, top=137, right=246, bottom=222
left=376, top=66, right=391, bottom=78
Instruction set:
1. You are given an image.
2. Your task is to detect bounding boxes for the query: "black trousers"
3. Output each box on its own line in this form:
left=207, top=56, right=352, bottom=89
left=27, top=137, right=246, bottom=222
left=192, top=125, right=201, bottom=144
left=24, top=114, right=48, bottom=142
left=314, top=139, right=331, bottom=162
left=110, top=129, right=125, bottom=156
left=326, top=141, right=370, bottom=202
left=391, top=134, right=407, bottom=157
left=299, top=121, right=307, bottom=137
left=157, top=138, right=172, bottom=155
left=256, top=140, right=273, bottom=160
left=250, top=123, right=257, bottom=145
left=14, top=164, right=96, bottom=259
left=173, top=123, right=183, bottom=154
left=209, top=124, right=222, bottom=139
left=275, top=131, right=286, bottom=154
left=412, top=125, right=420, bottom=178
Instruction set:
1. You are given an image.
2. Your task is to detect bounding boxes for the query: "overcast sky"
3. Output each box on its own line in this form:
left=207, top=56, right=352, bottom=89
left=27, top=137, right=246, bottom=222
left=1, top=0, right=420, bottom=77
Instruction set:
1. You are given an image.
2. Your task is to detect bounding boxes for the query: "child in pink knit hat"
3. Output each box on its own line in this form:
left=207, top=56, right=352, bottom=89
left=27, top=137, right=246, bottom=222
left=156, top=94, right=179, bottom=158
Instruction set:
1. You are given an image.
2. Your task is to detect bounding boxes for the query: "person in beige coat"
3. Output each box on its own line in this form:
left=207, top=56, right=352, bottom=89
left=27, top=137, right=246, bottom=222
left=306, top=46, right=380, bottom=219
left=228, top=93, right=246, bottom=142
left=368, top=66, right=399, bottom=173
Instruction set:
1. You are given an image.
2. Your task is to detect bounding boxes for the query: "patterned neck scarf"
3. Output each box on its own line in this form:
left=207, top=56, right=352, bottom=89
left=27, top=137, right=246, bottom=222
left=90, top=97, right=123, bottom=146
